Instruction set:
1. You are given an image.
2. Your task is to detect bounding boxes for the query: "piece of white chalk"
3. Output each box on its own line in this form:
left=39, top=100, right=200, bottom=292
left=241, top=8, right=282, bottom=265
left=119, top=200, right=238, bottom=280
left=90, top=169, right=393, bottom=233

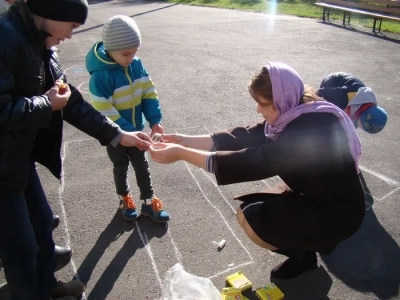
left=218, top=239, right=226, bottom=249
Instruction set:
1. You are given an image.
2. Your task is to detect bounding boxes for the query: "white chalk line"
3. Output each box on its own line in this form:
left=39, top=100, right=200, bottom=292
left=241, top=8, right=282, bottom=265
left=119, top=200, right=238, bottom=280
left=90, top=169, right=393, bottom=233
left=62, top=139, right=182, bottom=259
left=170, top=128, right=254, bottom=266
left=77, top=81, right=89, bottom=95
left=378, top=187, right=400, bottom=201
left=59, top=139, right=165, bottom=300
left=58, top=141, right=87, bottom=299
left=135, top=223, right=162, bottom=287
left=198, top=161, right=277, bottom=259
left=359, top=165, right=400, bottom=202
left=200, top=169, right=237, bottom=214
left=183, top=162, right=254, bottom=261
left=208, top=261, right=255, bottom=280
left=63, top=65, right=87, bottom=76
left=200, top=125, right=238, bottom=213
left=360, top=165, right=400, bottom=187
left=166, top=223, right=183, bottom=264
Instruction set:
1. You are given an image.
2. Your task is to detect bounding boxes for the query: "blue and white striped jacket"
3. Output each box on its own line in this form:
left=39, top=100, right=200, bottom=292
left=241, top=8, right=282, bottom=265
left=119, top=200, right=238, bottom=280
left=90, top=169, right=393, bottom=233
left=86, top=41, right=161, bottom=132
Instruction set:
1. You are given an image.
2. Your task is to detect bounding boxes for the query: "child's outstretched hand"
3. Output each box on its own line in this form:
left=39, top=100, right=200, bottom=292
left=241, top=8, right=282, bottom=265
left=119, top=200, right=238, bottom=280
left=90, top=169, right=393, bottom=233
left=151, top=123, right=164, bottom=138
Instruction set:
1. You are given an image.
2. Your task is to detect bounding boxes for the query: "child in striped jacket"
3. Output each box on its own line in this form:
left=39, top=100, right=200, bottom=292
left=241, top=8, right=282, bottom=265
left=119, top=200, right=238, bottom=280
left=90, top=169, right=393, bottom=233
left=86, top=15, right=170, bottom=223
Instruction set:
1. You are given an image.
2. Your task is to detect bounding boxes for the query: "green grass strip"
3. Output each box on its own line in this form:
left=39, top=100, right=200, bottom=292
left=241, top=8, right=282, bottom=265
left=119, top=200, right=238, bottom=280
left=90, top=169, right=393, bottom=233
left=162, top=0, right=400, bottom=34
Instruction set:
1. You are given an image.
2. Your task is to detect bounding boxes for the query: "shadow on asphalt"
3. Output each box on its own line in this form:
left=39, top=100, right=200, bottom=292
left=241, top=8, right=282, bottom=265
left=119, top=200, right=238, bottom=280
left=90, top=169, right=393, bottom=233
left=73, top=2, right=179, bottom=35
left=318, top=20, right=400, bottom=44
left=320, top=172, right=400, bottom=300
left=269, top=266, right=332, bottom=300
left=76, top=210, right=167, bottom=300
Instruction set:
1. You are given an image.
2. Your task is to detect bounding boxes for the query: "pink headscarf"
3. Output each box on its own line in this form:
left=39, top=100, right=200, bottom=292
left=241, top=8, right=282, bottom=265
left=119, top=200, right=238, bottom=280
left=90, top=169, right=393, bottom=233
left=264, top=62, right=362, bottom=170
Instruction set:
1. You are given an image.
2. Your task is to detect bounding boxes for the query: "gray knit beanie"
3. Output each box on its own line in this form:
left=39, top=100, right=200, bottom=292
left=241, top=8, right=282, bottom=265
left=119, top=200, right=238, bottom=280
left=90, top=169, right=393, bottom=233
left=102, top=15, right=141, bottom=51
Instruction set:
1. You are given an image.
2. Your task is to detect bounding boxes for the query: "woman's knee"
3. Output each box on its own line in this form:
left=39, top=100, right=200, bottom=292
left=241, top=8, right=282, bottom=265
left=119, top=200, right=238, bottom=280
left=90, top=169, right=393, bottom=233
left=237, top=208, right=277, bottom=251
left=243, top=223, right=277, bottom=250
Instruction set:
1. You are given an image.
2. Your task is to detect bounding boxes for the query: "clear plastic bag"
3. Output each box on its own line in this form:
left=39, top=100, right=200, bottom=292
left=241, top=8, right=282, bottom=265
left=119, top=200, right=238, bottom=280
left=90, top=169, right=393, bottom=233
left=161, top=263, right=222, bottom=300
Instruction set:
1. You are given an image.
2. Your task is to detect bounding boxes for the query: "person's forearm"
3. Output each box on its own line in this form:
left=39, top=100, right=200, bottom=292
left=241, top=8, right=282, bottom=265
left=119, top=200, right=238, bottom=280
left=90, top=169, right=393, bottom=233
left=179, top=147, right=209, bottom=170
left=185, top=134, right=214, bottom=150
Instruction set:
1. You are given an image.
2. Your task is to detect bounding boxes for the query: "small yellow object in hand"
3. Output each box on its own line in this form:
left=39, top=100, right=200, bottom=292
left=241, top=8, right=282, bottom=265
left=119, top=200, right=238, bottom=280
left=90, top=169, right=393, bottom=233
left=151, top=133, right=162, bottom=142
left=59, top=80, right=67, bottom=94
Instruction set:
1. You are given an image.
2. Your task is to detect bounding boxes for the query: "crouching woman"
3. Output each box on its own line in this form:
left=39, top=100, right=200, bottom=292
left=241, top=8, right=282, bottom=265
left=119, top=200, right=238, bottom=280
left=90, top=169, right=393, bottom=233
left=149, top=62, right=365, bottom=280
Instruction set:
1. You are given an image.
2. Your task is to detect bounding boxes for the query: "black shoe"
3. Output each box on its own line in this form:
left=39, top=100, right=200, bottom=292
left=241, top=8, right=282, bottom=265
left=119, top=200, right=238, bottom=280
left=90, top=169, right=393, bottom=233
left=0, top=245, right=73, bottom=272
left=55, top=245, right=73, bottom=271
left=271, top=251, right=317, bottom=279
left=52, top=214, right=60, bottom=230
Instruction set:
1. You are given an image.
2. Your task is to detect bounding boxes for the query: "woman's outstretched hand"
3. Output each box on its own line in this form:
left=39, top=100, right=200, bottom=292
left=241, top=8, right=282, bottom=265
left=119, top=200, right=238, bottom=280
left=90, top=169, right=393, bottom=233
left=156, top=134, right=188, bottom=147
left=148, top=143, right=184, bottom=163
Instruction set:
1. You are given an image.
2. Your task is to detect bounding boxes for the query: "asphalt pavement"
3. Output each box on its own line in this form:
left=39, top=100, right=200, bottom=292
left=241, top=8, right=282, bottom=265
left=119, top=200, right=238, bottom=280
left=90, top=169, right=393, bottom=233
left=1, top=1, right=400, bottom=299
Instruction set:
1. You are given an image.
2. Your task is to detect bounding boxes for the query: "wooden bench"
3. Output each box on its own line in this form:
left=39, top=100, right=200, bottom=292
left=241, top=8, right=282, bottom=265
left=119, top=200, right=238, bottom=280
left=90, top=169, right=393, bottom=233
left=315, top=0, right=400, bottom=32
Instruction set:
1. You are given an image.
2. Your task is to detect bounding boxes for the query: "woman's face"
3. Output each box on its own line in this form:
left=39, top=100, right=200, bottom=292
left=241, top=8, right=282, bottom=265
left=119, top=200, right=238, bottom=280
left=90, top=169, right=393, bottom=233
left=256, top=95, right=280, bottom=124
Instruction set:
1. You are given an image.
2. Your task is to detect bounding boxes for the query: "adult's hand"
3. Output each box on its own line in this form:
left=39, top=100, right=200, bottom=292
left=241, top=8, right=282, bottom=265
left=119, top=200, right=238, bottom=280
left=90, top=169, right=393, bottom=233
left=148, top=143, right=184, bottom=163
left=119, top=131, right=153, bottom=151
left=158, top=133, right=189, bottom=147
left=47, top=80, right=71, bottom=111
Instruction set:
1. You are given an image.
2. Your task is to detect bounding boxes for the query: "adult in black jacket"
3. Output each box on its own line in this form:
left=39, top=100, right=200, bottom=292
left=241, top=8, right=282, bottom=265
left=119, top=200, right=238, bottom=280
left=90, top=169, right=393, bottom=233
left=149, top=62, right=365, bottom=280
left=0, top=0, right=152, bottom=299
left=0, top=0, right=80, bottom=269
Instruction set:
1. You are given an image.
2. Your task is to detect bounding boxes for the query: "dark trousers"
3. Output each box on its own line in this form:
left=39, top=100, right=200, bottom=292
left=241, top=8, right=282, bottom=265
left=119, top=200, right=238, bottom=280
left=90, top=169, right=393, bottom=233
left=106, top=144, right=153, bottom=200
left=0, top=161, right=57, bottom=300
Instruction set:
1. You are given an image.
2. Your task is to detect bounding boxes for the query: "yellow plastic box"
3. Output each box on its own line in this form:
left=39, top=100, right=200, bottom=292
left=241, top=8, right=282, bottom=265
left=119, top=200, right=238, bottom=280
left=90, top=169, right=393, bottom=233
left=225, top=272, right=252, bottom=292
left=221, top=287, right=250, bottom=300
left=221, top=287, right=243, bottom=300
left=255, top=283, right=284, bottom=300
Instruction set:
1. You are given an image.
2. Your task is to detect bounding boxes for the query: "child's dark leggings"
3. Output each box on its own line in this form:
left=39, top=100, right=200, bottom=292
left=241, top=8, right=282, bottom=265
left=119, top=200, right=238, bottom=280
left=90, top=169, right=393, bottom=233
left=106, top=144, right=153, bottom=200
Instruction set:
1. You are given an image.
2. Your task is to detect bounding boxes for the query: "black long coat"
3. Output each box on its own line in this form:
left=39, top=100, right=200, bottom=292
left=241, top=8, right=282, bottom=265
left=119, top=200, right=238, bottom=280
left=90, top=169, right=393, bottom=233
left=211, top=113, right=365, bottom=254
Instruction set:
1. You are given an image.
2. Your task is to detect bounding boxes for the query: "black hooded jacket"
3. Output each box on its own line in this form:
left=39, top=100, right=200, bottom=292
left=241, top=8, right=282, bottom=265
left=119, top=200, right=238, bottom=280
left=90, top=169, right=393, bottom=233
left=0, top=0, right=121, bottom=193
